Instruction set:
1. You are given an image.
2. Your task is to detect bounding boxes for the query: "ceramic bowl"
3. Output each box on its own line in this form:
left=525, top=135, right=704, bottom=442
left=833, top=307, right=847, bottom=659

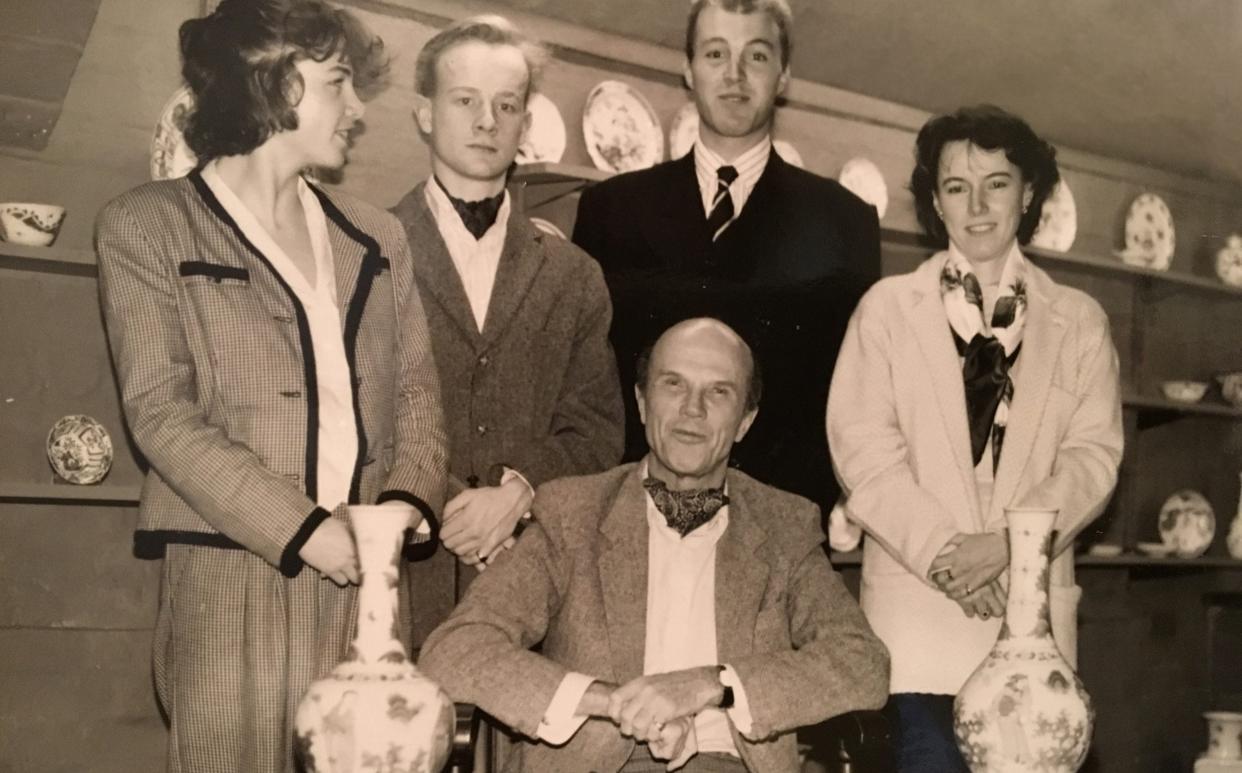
left=1217, top=372, right=1242, bottom=408
left=0, top=203, right=66, bottom=247
left=1161, top=380, right=1209, bottom=403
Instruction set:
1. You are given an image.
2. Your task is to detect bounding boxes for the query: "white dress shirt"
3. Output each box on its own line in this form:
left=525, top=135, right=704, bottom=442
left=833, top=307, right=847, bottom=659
left=200, top=162, right=356, bottom=511
left=537, top=464, right=754, bottom=769
left=692, top=134, right=771, bottom=225
left=423, top=178, right=510, bottom=333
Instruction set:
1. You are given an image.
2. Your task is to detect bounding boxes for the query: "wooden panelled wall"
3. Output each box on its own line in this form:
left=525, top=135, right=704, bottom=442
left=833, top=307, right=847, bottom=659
left=1, top=0, right=1240, bottom=771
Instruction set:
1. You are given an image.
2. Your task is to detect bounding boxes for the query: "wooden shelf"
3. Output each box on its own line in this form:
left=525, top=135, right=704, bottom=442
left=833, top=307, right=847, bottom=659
left=1123, top=393, right=1242, bottom=419
left=512, top=162, right=611, bottom=186
left=0, top=481, right=140, bottom=504
left=0, top=242, right=97, bottom=276
left=829, top=549, right=1242, bottom=570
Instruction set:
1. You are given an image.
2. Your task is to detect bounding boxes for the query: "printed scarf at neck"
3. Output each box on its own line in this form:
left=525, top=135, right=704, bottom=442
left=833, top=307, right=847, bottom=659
left=939, top=249, right=1029, bottom=470
left=642, top=477, right=728, bottom=537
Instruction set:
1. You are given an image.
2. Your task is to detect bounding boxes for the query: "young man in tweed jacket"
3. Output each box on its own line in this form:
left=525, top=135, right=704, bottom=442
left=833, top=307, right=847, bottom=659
left=392, top=16, right=624, bottom=644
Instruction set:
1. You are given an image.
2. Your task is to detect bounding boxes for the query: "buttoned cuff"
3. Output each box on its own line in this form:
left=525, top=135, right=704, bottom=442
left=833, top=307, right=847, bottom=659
left=537, top=671, right=596, bottom=745
left=719, top=665, right=753, bottom=736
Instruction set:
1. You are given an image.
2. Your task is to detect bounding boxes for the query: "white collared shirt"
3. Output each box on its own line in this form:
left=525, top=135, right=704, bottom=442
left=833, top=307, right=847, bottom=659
left=200, top=161, right=357, bottom=511
left=538, top=464, right=754, bottom=768
left=692, top=134, right=771, bottom=223
left=423, top=179, right=510, bottom=333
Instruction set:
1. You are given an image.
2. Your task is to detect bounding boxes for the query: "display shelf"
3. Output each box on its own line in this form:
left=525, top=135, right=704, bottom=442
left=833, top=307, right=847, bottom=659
left=829, top=549, right=1242, bottom=571
left=1123, top=393, right=1242, bottom=420
left=0, top=242, right=97, bottom=276
left=0, top=481, right=140, bottom=505
left=512, top=162, right=611, bottom=186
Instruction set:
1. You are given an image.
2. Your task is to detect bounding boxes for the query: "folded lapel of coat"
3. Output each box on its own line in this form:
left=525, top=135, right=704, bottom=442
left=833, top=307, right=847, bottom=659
left=902, top=258, right=983, bottom=525
left=401, top=186, right=483, bottom=343
left=597, top=469, right=650, bottom=683
left=480, top=213, right=545, bottom=346
left=714, top=478, right=770, bottom=667
left=641, top=154, right=712, bottom=267
left=990, top=267, right=1068, bottom=525
left=307, top=186, right=369, bottom=331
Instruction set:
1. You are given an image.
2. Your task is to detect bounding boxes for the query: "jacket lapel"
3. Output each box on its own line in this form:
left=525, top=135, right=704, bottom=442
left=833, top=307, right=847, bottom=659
left=400, top=185, right=483, bottom=343
left=989, top=266, right=1068, bottom=525
left=715, top=478, right=770, bottom=667
left=640, top=154, right=712, bottom=269
left=901, top=257, right=983, bottom=525
left=597, top=469, right=650, bottom=683
left=312, top=190, right=370, bottom=331
left=480, top=211, right=545, bottom=346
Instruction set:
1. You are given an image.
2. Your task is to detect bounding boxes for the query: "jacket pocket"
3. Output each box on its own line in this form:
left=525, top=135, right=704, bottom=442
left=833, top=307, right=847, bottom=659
left=179, top=261, right=250, bottom=283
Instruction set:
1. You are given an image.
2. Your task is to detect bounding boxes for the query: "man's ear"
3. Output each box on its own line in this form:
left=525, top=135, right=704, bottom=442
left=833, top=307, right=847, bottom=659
left=634, top=384, right=648, bottom=427
left=683, top=58, right=695, bottom=93
left=776, top=65, right=790, bottom=97
left=733, top=407, right=758, bottom=443
left=412, top=93, right=434, bottom=135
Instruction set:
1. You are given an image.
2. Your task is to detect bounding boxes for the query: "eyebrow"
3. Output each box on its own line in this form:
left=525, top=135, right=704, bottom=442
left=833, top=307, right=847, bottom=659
left=331, top=63, right=353, bottom=77
left=700, top=36, right=776, bottom=50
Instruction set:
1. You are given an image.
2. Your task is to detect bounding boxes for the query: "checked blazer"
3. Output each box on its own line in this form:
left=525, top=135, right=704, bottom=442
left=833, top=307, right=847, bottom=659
left=96, top=170, right=448, bottom=576
left=420, top=464, right=890, bottom=773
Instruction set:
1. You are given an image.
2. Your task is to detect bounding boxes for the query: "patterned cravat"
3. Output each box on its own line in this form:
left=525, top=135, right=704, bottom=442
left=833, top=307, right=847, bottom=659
left=706, top=165, right=739, bottom=241
left=643, top=477, right=729, bottom=537
left=434, top=176, right=504, bottom=240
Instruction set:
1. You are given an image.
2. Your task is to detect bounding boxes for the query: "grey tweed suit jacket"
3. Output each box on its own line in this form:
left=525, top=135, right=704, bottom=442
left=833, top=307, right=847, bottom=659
left=420, top=464, right=890, bottom=773
left=96, top=171, right=448, bottom=576
left=392, top=185, right=624, bottom=643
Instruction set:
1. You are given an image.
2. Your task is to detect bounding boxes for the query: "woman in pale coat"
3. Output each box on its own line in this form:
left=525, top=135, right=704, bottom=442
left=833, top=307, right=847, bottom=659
left=826, top=104, right=1123, bottom=771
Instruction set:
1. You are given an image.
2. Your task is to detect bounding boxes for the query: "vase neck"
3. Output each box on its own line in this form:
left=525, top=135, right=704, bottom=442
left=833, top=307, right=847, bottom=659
left=1001, top=508, right=1055, bottom=640
left=347, top=506, right=411, bottom=667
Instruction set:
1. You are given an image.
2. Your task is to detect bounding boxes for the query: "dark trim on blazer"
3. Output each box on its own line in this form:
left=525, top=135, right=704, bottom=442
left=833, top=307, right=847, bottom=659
left=280, top=506, right=333, bottom=577
left=133, top=528, right=246, bottom=558
left=178, top=261, right=250, bottom=282
left=309, top=185, right=387, bottom=506
left=188, top=169, right=322, bottom=502
left=377, top=489, right=440, bottom=561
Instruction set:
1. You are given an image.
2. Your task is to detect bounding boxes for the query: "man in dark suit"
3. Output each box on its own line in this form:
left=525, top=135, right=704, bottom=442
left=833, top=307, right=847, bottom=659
left=421, top=318, right=888, bottom=773
left=392, top=15, right=624, bottom=643
left=573, top=0, right=882, bottom=513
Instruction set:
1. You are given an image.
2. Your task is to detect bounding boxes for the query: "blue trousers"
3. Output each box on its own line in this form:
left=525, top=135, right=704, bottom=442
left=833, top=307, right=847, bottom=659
left=883, top=693, right=970, bottom=773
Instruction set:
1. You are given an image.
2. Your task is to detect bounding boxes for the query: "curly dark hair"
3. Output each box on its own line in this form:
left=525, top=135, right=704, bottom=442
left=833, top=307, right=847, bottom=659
left=910, top=104, right=1060, bottom=247
left=178, top=0, right=388, bottom=162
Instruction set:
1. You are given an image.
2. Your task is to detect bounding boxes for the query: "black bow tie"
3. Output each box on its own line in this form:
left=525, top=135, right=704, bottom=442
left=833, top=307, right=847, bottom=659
left=642, top=477, right=728, bottom=537
left=435, top=176, right=504, bottom=240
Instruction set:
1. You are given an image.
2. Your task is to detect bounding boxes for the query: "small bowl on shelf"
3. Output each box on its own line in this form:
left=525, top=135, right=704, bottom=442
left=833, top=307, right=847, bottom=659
left=1160, top=380, right=1209, bottom=404
left=1216, top=371, right=1242, bottom=408
left=0, top=203, right=66, bottom=247
left=1135, top=541, right=1176, bottom=558
left=1086, top=543, right=1123, bottom=558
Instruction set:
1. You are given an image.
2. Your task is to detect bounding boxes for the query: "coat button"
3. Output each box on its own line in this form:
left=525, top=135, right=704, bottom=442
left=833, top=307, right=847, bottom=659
left=478, top=354, right=489, bottom=366
left=476, top=424, right=488, bottom=435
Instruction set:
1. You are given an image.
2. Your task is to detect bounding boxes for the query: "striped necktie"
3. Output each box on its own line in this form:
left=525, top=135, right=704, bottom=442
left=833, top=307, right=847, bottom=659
left=706, top=165, right=739, bottom=240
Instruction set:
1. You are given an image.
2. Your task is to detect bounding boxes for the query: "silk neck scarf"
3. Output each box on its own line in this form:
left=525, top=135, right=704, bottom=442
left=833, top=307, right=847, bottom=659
left=939, top=246, right=1028, bottom=470
left=642, top=477, right=729, bottom=537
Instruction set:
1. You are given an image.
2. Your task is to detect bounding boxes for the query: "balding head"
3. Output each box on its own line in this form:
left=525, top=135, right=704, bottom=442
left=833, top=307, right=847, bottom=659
left=635, top=318, right=760, bottom=490
left=637, top=318, right=762, bottom=412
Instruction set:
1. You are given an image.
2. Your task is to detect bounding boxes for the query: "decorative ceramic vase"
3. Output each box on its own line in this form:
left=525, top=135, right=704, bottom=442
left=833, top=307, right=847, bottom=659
left=1228, top=473, right=1242, bottom=561
left=294, top=504, right=454, bottom=773
left=954, top=507, right=1094, bottom=772
left=1204, top=711, right=1242, bottom=760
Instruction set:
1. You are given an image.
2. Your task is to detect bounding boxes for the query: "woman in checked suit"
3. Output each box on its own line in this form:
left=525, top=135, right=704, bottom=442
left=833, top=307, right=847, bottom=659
left=94, top=1, right=446, bottom=770
left=827, top=105, right=1124, bottom=771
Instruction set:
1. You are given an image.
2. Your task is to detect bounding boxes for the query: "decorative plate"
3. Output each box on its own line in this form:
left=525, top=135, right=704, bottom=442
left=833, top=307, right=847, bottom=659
left=773, top=139, right=804, bottom=169
left=667, top=101, right=698, bottom=160
left=1116, top=192, right=1175, bottom=271
left=515, top=92, right=567, bottom=165
left=1030, top=179, right=1077, bottom=252
left=582, top=80, right=664, bottom=173
left=150, top=86, right=199, bottom=181
left=528, top=216, right=567, bottom=240
left=838, top=157, right=888, bottom=219
left=1158, top=489, right=1215, bottom=558
left=46, top=414, right=113, bottom=485
left=1215, top=234, right=1242, bottom=287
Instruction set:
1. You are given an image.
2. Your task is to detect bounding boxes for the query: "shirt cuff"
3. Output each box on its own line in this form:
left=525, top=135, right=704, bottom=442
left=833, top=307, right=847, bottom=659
left=719, top=665, right=753, bottom=736
left=666, top=721, right=699, bottom=771
left=501, top=466, right=535, bottom=517
left=537, top=671, right=596, bottom=745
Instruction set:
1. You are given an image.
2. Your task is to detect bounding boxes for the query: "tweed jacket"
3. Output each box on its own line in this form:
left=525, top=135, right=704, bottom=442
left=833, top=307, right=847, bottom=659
left=96, top=171, right=448, bottom=577
left=573, top=150, right=881, bottom=511
left=827, top=253, right=1123, bottom=695
left=420, top=464, right=890, bottom=773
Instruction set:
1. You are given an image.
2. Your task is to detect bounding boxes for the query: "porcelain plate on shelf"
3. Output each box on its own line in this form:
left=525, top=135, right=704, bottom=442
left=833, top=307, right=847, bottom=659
left=516, top=92, right=566, bottom=165
left=1116, top=192, right=1175, bottom=271
left=1030, top=180, right=1077, bottom=252
left=150, top=86, right=199, bottom=181
left=46, top=414, right=113, bottom=485
left=838, top=157, right=888, bottom=219
left=1158, top=489, right=1216, bottom=558
left=582, top=80, right=664, bottom=174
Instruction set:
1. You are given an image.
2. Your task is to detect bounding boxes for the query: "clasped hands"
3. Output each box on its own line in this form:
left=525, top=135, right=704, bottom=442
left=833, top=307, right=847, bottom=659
left=579, top=666, right=723, bottom=762
left=928, top=532, right=1009, bottom=620
left=442, top=477, right=533, bottom=570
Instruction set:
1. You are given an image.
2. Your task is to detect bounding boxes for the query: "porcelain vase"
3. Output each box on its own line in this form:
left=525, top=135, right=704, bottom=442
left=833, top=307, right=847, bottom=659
left=1204, top=711, right=1242, bottom=761
left=294, top=504, right=454, bottom=773
left=954, top=507, right=1094, bottom=772
left=1227, top=472, right=1242, bottom=560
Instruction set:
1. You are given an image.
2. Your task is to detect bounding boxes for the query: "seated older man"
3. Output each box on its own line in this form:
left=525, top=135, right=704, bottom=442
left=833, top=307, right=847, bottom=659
left=420, top=318, right=889, bottom=773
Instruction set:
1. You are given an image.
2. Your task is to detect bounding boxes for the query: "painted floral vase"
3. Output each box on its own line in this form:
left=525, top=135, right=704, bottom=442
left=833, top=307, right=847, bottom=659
left=954, top=507, right=1094, bottom=772
left=295, top=504, right=454, bottom=773
left=1203, top=711, right=1242, bottom=761
left=1227, top=472, right=1242, bottom=561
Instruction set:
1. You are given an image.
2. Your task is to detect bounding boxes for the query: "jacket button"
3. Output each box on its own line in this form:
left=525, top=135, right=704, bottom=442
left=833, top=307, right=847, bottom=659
left=476, top=424, right=488, bottom=435
left=478, top=354, right=489, bottom=366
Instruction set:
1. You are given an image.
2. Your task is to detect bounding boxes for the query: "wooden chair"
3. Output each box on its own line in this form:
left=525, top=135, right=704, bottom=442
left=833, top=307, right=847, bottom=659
left=447, top=706, right=893, bottom=773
